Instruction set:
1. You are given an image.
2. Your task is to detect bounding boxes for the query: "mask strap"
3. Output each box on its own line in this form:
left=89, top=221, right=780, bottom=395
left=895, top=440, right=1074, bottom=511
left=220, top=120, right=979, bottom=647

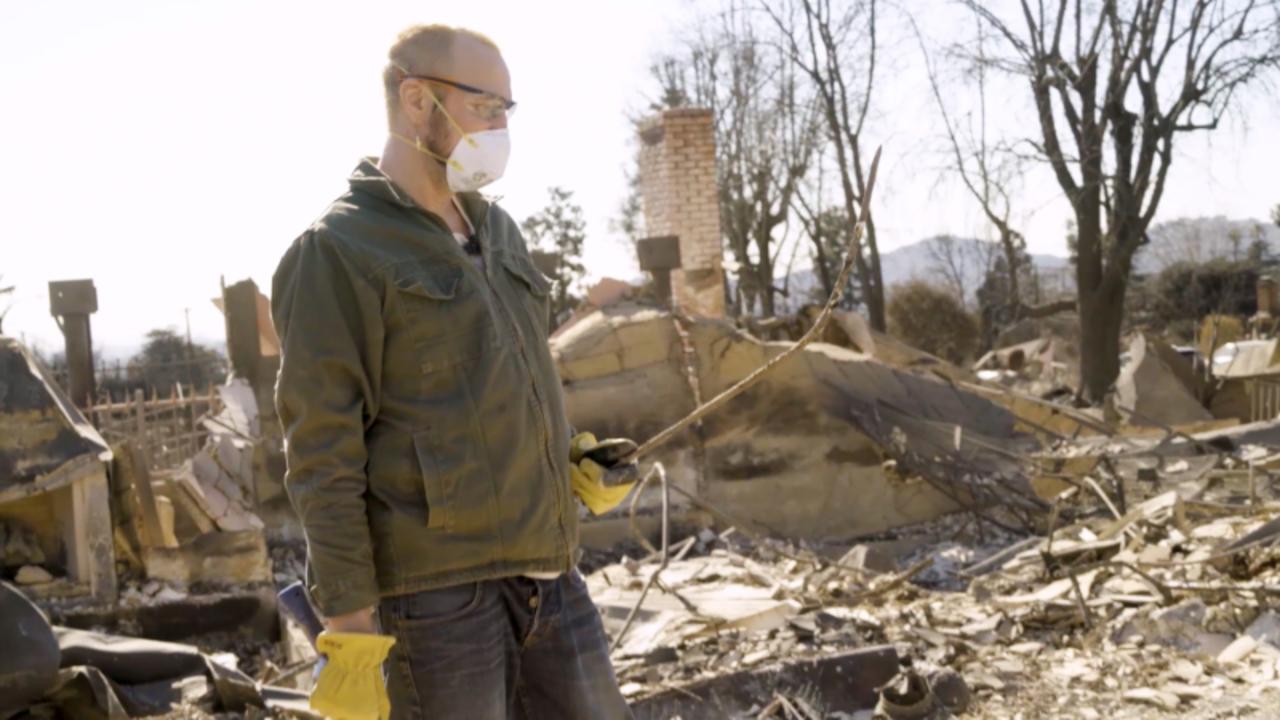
left=388, top=70, right=480, bottom=168
left=389, top=131, right=464, bottom=172
left=424, top=90, right=479, bottom=150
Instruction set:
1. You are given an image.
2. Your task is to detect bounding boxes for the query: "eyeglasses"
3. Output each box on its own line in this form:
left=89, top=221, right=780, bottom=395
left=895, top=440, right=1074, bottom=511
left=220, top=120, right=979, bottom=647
left=404, top=74, right=517, bottom=120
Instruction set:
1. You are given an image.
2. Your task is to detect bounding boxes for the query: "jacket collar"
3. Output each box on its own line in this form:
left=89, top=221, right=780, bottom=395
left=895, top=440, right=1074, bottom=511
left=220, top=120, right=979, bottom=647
left=348, top=157, right=490, bottom=232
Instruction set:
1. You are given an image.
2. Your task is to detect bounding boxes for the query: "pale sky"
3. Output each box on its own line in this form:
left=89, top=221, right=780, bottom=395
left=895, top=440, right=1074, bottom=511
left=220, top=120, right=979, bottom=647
left=3, top=0, right=1277, bottom=359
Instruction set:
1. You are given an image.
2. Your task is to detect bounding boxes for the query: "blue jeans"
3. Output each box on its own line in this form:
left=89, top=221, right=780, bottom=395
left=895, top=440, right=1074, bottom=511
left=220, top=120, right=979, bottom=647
left=378, top=570, right=632, bottom=719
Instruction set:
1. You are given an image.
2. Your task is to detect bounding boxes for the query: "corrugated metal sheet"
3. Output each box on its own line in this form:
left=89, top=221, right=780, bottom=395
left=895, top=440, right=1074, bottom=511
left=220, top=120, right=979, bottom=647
left=0, top=338, right=110, bottom=491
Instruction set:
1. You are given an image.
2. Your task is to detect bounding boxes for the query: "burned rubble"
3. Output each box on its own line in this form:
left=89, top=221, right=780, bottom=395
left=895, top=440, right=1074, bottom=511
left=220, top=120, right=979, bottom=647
left=3, top=117, right=1279, bottom=720
left=6, top=272, right=1280, bottom=718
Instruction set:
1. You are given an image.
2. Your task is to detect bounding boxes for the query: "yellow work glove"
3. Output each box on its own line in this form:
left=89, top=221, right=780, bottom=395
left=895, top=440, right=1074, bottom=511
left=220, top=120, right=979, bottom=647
left=310, top=631, right=397, bottom=720
left=569, top=432, right=639, bottom=515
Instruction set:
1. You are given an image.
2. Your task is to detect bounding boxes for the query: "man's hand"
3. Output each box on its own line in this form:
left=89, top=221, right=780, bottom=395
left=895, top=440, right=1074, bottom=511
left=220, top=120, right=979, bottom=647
left=310, top=606, right=394, bottom=720
left=569, top=433, right=640, bottom=515
left=311, top=631, right=397, bottom=720
left=324, top=605, right=379, bottom=634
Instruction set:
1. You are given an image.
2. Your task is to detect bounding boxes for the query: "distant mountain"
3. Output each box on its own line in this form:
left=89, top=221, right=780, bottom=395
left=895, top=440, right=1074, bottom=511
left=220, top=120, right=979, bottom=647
left=776, top=236, right=1071, bottom=312
left=1135, top=216, right=1280, bottom=274
left=771, top=217, right=1280, bottom=312
left=876, top=236, right=1069, bottom=291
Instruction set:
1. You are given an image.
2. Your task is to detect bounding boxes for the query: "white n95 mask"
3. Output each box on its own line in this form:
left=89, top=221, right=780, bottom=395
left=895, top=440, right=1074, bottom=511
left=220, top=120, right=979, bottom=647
left=442, top=128, right=510, bottom=192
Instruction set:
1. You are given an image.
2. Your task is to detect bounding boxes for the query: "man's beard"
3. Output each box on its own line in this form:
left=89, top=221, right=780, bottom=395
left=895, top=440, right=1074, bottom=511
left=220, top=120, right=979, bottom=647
left=421, top=110, right=453, bottom=169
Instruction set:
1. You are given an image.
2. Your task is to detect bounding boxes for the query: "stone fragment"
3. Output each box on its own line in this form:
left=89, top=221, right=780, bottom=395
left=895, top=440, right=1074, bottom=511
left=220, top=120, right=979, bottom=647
left=15, top=565, right=54, bottom=585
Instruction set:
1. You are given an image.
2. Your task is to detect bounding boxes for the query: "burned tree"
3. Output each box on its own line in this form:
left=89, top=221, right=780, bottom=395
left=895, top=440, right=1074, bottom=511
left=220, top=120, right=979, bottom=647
left=916, top=15, right=1036, bottom=325
left=923, top=235, right=995, bottom=308
left=961, top=0, right=1280, bottom=402
left=765, top=0, right=888, bottom=330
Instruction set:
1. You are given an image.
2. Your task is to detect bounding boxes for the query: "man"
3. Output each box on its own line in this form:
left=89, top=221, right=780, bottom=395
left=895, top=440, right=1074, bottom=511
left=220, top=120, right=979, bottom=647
left=271, top=24, right=633, bottom=719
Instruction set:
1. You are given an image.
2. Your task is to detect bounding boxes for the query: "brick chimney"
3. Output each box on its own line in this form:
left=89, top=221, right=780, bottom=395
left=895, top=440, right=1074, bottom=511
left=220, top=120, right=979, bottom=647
left=636, top=108, right=726, bottom=318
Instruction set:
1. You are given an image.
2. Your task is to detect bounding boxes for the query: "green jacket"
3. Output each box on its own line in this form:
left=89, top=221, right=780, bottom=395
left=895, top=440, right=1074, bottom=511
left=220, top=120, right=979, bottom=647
left=272, top=159, right=577, bottom=617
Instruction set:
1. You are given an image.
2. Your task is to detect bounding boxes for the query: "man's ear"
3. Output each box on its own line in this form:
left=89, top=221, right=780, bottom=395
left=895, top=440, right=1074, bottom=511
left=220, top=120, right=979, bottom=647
left=398, top=79, right=432, bottom=124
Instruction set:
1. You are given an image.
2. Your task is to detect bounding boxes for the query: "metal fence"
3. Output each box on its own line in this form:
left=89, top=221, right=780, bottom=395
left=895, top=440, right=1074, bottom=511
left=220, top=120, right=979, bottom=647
left=89, top=387, right=222, bottom=471
left=50, top=357, right=229, bottom=405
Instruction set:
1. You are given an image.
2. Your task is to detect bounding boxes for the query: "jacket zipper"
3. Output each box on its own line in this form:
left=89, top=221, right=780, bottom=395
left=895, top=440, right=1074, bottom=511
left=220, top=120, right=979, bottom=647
left=482, top=271, right=570, bottom=553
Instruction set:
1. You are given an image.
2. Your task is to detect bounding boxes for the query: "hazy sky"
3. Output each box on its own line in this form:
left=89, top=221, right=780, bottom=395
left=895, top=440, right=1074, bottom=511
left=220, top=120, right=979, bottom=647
left=3, top=0, right=1277, bottom=359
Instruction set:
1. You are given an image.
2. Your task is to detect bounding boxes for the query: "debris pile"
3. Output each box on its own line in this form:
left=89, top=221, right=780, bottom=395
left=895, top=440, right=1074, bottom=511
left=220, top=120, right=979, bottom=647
left=107, top=383, right=272, bottom=590
left=0, top=580, right=312, bottom=718
left=554, top=303, right=1035, bottom=541
left=590, top=410, right=1280, bottom=717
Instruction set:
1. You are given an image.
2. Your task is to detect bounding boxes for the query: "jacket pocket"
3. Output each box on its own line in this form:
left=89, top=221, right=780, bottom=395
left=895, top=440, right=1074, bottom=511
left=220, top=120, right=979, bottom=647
left=499, top=252, right=553, bottom=336
left=500, top=252, right=552, bottom=298
left=412, top=430, right=450, bottom=531
left=390, top=262, right=492, bottom=372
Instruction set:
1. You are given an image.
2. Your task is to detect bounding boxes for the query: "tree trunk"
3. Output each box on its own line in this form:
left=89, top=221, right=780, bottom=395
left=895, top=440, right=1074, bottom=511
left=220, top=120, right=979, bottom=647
left=1077, top=279, right=1125, bottom=403
left=759, top=268, right=776, bottom=316
left=1000, top=229, right=1020, bottom=312
left=863, top=215, right=886, bottom=331
left=756, top=228, right=777, bottom=316
left=811, top=232, right=834, bottom=300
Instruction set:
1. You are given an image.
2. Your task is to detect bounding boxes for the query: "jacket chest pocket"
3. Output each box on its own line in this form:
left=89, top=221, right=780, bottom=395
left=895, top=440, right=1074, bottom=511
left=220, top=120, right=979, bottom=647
left=498, top=252, right=553, bottom=337
left=391, top=263, right=494, bottom=372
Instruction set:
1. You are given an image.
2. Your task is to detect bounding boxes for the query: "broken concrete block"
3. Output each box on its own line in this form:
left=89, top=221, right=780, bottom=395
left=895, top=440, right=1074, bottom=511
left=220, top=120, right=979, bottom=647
left=142, top=530, right=270, bottom=586
left=1112, top=599, right=1235, bottom=657
left=1218, top=635, right=1259, bottom=664
left=214, top=507, right=265, bottom=533
left=824, top=542, right=910, bottom=580
left=215, top=379, right=261, bottom=438
left=201, top=482, right=231, bottom=519
left=214, top=472, right=248, bottom=506
left=170, top=466, right=218, bottom=534
left=191, top=451, right=228, bottom=487
left=15, top=565, right=54, bottom=585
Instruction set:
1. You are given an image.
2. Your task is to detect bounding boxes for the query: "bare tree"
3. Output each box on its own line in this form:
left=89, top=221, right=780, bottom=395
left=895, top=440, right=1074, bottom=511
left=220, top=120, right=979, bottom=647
left=764, top=0, right=888, bottom=330
left=1149, top=217, right=1211, bottom=267
left=960, top=0, right=1280, bottom=403
left=651, top=2, right=822, bottom=316
left=915, top=14, right=1034, bottom=321
left=794, top=200, right=862, bottom=308
left=923, top=235, right=989, bottom=306
left=791, top=147, right=862, bottom=308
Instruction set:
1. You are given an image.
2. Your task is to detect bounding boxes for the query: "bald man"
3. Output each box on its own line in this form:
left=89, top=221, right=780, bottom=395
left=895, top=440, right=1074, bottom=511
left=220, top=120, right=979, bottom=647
left=272, top=24, right=632, bottom=719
